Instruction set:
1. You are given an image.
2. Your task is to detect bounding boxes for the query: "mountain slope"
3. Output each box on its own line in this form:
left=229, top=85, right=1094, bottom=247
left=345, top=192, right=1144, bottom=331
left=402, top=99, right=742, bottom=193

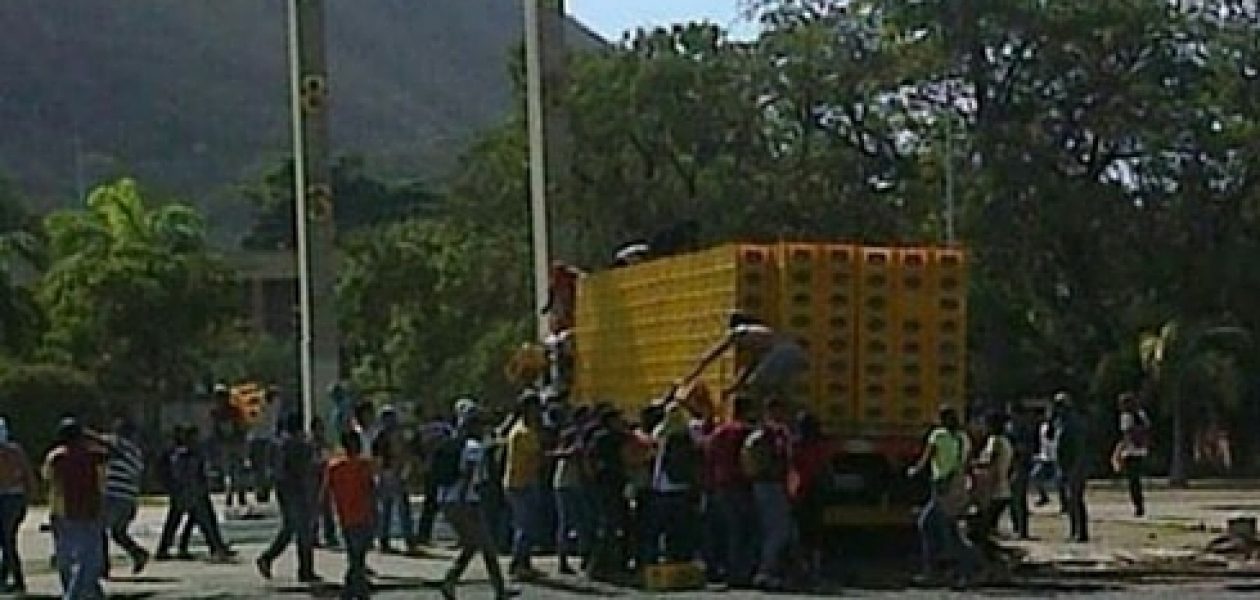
left=0, top=0, right=599, bottom=209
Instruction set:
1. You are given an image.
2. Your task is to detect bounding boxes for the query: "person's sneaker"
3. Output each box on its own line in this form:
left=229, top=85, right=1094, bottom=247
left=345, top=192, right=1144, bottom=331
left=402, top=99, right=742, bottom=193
left=298, top=573, right=324, bottom=584
left=132, top=550, right=151, bottom=574
left=495, top=588, right=521, bottom=600
left=175, top=550, right=195, bottom=561
left=558, top=563, right=576, bottom=576
left=256, top=557, right=273, bottom=580
left=1136, top=507, right=1147, bottom=518
left=379, top=543, right=399, bottom=554
left=439, top=581, right=457, bottom=600
left=153, top=551, right=173, bottom=562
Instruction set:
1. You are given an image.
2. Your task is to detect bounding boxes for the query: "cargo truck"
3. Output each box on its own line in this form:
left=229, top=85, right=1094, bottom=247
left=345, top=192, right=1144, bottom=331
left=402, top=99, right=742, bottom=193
left=566, top=242, right=967, bottom=526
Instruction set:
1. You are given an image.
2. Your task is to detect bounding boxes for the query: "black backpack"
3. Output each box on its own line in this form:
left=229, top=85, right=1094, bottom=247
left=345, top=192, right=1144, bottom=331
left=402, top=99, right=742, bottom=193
left=429, top=436, right=465, bottom=488
left=662, top=431, right=701, bottom=485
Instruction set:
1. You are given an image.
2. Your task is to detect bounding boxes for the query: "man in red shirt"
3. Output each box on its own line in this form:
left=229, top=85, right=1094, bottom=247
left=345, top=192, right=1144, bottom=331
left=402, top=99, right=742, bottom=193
left=705, top=395, right=757, bottom=588
left=43, top=417, right=108, bottom=600
left=325, top=430, right=376, bottom=599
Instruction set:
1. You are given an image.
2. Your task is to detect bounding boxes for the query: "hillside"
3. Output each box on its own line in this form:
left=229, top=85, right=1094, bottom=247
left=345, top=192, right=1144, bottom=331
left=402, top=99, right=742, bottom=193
left=0, top=0, right=600, bottom=212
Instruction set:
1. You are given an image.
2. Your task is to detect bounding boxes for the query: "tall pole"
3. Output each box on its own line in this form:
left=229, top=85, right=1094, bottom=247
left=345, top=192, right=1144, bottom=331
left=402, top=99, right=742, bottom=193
left=287, top=0, right=339, bottom=432
left=524, top=0, right=570, bottom=341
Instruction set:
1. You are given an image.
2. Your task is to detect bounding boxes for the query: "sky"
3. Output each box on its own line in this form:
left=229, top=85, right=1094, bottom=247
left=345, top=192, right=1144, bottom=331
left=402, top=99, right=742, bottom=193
left=568, top=0, right=750, bottom=40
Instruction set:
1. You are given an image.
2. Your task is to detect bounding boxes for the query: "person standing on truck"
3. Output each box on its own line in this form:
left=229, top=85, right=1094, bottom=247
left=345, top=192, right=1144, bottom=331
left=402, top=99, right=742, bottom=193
left=1055, top=392, right=1091, bottom=543
left=1114, top=392, right=1150, bottom=517
left=683, top=313, right=808, bottom=402
left=706, top=395, right=758, bottom=588
left=907, top=407, right=979, bottom=589
left=743, top=397, right=795, bottom=591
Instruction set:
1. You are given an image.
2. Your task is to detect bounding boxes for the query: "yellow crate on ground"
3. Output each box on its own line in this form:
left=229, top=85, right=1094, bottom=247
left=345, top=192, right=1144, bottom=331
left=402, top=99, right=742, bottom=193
left=643, top=563, right=706, bottom=592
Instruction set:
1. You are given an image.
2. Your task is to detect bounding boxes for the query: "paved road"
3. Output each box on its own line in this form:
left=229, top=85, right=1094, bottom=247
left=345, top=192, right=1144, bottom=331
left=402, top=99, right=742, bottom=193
left=9, top=485, right=1260, bottom=598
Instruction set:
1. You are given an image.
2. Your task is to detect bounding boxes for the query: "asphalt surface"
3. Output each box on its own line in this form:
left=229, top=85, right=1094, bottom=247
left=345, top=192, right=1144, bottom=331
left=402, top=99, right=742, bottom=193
left=9, top=484, right=1260, bottom=598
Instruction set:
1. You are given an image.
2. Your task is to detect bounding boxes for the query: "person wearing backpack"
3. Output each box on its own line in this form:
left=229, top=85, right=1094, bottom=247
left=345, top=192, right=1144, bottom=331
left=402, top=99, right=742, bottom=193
left=1116, top=392, right=1150, bottom=517
left=907, top=406, right=979, bottom=589
left=743, top=397, right=794, bottom=590
left=642, top=401, right=702, bottom=567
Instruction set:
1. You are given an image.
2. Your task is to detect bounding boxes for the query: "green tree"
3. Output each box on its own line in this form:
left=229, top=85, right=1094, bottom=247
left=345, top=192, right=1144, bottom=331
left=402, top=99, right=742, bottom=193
left=0, top=179, right=44, bottom=357
left=38, top=179, right=239, bottom=429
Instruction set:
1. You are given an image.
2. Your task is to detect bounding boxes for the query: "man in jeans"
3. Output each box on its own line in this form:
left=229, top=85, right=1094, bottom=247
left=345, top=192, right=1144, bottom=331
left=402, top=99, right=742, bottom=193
left=743, top=397, right=794, bottom=590
left=96, top=418, right=150, bottom=575
left=503, top=394, right=545, bottom=580
left=706, top=395, right=757, bottom=588
left=44, top=417, right=109, bottom=600
left=439, top=399, right=518, bottom=600
left=908, top=407, right=978, bottom=588
left=0, top=417, right=37, bottom=594
left=371, top=406, right=415, bottom=553
left=325, top=431, right=376, bottom=599
left=257, top=413, right=321, bottom=583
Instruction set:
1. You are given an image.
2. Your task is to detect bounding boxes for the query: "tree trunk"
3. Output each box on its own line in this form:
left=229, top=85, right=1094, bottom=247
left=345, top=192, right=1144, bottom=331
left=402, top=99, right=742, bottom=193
left=1170, top=386, right=1189, bottom=488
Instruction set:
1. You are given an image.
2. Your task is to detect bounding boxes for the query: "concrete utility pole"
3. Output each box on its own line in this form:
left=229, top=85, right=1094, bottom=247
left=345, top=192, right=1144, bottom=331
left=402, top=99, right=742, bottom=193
left=287, top=0, right=339, bottom=431
left=524, top=0, right=571, bottom=341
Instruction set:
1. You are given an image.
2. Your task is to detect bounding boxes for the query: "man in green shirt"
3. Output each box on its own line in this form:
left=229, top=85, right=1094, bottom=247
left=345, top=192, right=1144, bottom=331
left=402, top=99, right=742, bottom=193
left=908, top=407, right=978, bottom=588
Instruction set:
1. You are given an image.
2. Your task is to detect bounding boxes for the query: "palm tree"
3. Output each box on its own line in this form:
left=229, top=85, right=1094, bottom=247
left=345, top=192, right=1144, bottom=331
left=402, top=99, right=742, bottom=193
left=1138, top=319, right=1251, bottom=487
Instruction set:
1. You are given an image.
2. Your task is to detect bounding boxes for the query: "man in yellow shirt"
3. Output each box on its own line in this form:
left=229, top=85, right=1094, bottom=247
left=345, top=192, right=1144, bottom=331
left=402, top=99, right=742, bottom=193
left=503, top=394, right=544, bottom=580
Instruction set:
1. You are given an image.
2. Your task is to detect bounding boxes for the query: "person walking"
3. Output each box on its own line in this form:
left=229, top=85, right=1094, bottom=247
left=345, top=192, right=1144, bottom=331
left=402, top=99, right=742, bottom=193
left=1116, top=392, right=1150, bottom=517
left=324, top=431, right=376, bottom=600
left=707, top=395, right=758, bottom=588
left=1055, top=392, right=1092, bottom=543
left=414, top=413, right=454, bottom=546
left=311, top=418, right=341, bottom=549
left=1006, top=402, right=1037, bottom=540
left=0, top=417, right=36, bottom=594
left=44, top=417, right=109, bottom=600
left=97, top=418, right=151, bottom=575
left=908, top=407, right=979, bottom=589
left=256, top=413, right=321, bottom=583
left=503, top=395, right=546, bottom=580
left=1031, top=406, right=1060, bottom=509
left=155, top=426, right=233, bottom=561
left=371, top=405, right=416, bottom=553
left=973, top=411, right=1014, bottom=548
left=438, top=399, right=518, bottom=600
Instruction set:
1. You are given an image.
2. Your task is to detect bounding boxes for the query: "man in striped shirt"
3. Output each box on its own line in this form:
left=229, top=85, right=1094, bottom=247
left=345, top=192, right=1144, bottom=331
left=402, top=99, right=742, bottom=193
left=94, top=418, right=151, bottom=575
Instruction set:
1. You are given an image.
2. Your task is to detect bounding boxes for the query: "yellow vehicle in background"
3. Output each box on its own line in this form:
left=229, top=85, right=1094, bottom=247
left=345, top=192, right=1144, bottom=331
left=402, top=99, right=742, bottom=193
left=569, top=242, right=967, bottom=526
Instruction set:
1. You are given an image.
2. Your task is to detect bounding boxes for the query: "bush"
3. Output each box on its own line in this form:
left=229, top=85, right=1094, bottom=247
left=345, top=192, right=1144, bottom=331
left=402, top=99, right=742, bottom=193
left=0, top=363, right=105, bottom=457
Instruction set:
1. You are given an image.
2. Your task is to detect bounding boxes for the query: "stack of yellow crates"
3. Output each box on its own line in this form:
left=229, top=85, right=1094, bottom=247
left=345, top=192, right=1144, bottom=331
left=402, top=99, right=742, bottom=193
left=776, top=243, right=820, bottom=404
left=816, top=244, right=858, bottom=429
left=856, top=248, right=898, bottom=423
left=573, top=243, right=965, bottom=425
left=897, top=248, right=933, bottom=424
left=934, top=249, right=968, bottom=409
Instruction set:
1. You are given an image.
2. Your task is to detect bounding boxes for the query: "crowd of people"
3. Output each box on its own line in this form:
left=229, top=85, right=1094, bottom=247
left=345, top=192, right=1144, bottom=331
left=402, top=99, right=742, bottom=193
left=0, top=376, right=1153, bottom=599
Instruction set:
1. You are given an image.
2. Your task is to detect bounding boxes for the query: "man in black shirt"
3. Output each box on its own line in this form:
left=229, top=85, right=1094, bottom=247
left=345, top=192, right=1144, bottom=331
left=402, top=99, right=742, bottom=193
left=256, top=413, right=320, bottom=583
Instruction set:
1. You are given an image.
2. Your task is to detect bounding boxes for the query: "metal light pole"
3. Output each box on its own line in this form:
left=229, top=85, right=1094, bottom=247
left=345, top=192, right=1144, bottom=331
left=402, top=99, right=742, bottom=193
left=287, top=0, right=339, bottom=432
left=524, top=0, right=569, bottom=341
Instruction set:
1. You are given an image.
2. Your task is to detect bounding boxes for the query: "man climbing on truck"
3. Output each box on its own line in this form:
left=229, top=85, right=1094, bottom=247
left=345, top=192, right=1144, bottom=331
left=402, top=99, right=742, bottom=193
left=682, top=312, right=808, bottom=401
